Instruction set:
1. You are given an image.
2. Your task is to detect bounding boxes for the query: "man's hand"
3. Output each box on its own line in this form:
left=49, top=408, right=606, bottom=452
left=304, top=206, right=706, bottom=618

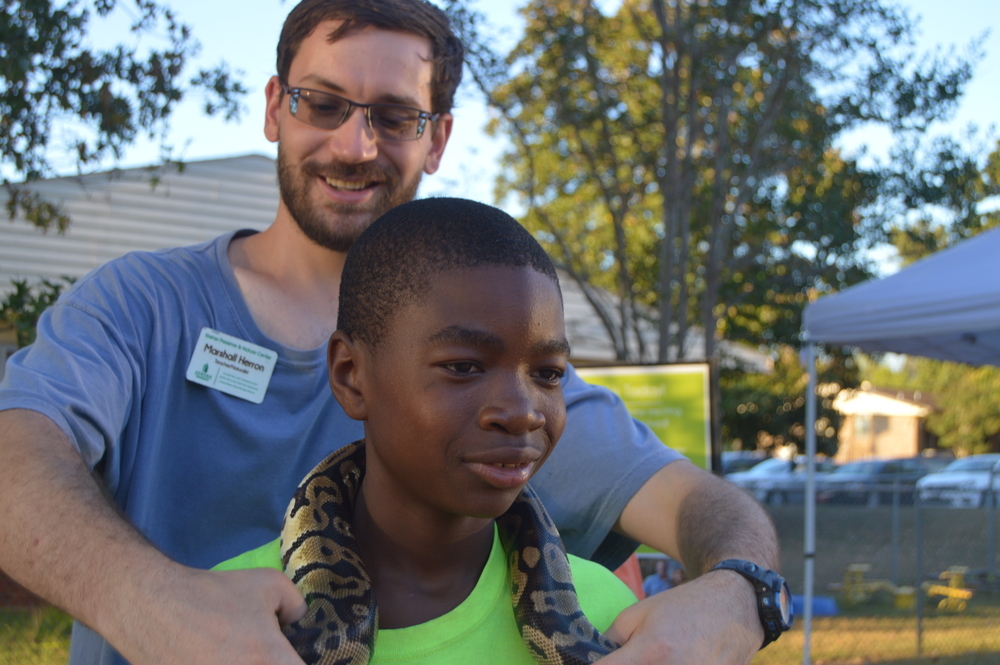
left=107, top=565, right=308, bottom=665
left=0, top=409, right=307, bottom=664
left=601, top=569, right=761, bottom=664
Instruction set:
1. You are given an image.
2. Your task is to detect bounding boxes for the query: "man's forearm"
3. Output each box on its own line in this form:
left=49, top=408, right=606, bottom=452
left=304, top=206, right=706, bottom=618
left=602, top=460, right=778, bottom=664
left=0, top=409, right=166, bottom=634
left=676, top=471, right=779, bottom=576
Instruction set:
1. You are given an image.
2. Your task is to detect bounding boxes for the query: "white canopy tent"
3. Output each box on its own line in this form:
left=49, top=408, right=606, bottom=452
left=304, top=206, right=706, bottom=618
left=804, top=225, right=1000, bottom=366
left=797, top=226, right=1000, bottom=664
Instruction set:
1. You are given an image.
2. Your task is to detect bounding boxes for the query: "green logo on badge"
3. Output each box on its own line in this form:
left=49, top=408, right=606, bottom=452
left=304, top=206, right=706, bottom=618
left=194, top=363, right=213, bottom=381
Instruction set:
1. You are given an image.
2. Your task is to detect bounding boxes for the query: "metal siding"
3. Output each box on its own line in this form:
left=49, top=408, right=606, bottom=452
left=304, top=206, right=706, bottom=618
left=1, top=155, right=278, bottom=288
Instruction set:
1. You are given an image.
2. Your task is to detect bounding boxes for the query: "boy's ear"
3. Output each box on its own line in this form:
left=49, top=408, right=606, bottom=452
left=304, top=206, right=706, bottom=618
left=328, top=330, right=368, bottom=421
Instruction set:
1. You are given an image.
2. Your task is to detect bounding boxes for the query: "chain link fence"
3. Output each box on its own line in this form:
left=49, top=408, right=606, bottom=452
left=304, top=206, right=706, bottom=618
left=765, top=483, right=1000, bottom=664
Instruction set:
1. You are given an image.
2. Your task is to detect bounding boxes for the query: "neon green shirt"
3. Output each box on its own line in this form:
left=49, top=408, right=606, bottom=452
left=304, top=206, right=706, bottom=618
left=215, top=527, right=636, bottom=664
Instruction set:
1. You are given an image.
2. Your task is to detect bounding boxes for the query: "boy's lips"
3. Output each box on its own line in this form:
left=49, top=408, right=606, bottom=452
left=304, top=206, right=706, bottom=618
left=463, top=447, right=544, bottom=490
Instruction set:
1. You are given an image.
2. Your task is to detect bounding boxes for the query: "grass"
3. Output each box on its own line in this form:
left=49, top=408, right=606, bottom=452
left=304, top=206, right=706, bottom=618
left=0, top=606, right=73, bottom=665
left=754, top=502, right=1000, bottom=665
left=753, top=595, right=1000, bottom=664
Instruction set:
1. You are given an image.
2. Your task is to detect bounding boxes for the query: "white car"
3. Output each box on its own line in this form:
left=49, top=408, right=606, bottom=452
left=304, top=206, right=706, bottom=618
left=727, top=456, right=837, bottom=505
left=916, top=453, right=1000, bottom=508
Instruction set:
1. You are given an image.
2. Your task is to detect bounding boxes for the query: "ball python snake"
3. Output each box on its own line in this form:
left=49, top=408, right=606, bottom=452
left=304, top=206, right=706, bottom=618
left=279, top=440, right=620, bottom=665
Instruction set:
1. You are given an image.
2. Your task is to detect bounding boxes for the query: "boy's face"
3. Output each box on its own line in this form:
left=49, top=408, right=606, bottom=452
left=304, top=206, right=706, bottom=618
left=331, top=265, right=569, bottom=522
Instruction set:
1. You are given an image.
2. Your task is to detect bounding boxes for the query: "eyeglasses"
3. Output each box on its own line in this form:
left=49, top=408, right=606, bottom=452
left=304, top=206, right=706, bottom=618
left=280, top=81, right=439, bottom=141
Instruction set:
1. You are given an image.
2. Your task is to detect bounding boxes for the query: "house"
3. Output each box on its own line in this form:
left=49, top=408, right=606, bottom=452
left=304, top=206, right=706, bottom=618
left=1, top=154, right=770, bottom=376
left=832, top=382, right=940, bottom=462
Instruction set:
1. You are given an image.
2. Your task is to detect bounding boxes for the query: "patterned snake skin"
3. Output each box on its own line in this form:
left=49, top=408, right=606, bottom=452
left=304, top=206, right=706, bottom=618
left=279, top=441, right=620, bottom=665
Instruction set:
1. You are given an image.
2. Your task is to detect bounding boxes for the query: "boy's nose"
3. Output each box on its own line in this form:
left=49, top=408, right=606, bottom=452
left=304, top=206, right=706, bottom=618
left=478, top=379, right=545, bottom=435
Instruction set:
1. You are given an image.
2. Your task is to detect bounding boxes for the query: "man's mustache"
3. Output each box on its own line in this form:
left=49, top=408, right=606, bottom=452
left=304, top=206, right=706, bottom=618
left=302, top=160, right=397, bottom=184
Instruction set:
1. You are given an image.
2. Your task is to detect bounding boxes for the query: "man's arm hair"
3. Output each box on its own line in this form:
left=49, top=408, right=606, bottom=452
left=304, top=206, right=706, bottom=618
left=676, top=471, right=780, bottom=577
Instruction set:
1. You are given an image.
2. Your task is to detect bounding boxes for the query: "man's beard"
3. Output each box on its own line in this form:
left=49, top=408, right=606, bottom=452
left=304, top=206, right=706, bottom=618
left=276, top=147, right=422, bottom=252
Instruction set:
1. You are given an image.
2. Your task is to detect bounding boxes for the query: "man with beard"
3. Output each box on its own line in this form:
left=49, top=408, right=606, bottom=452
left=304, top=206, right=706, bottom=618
left=0, top=1, right=783, bottom=664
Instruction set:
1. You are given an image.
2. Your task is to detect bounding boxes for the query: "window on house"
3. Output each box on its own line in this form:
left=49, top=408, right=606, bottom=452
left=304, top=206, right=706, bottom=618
left=855, top=414, right=871, bottom=437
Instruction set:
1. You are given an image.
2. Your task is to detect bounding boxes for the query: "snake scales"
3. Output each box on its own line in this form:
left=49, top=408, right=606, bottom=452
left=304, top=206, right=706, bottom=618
left=279, top=440, right=620, bottom=665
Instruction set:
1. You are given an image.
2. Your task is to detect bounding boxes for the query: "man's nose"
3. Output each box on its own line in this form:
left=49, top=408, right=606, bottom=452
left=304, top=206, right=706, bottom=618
left=324, top=106, right=379, bottom=163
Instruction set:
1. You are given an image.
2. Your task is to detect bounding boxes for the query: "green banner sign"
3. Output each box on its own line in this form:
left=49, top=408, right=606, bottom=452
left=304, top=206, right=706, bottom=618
left=576, top=364, right=712, bottom=471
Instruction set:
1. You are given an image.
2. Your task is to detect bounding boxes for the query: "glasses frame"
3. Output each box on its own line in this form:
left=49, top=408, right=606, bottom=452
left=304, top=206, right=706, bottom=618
left=279, top=81, right=440, bottom=141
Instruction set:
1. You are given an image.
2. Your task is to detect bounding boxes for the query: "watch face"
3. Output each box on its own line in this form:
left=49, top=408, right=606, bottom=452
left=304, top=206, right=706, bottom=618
left=778, top=580, right=793, bottom=626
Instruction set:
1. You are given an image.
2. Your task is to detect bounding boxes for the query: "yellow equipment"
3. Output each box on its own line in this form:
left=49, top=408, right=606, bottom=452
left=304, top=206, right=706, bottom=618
left=922, top=566, right=974, bottom=612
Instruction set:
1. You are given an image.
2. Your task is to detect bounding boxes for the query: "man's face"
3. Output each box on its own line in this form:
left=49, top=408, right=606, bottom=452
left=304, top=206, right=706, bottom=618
left=346, top=265, right=569, bottom=522
left=265, top=23, right=452, bottom=252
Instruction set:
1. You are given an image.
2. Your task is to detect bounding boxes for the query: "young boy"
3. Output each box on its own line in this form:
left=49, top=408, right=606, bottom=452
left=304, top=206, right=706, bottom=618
left=214, top=198, right=636, bottom=664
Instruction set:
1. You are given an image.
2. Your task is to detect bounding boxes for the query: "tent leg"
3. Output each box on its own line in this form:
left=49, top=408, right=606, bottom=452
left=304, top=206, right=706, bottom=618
left=803, top=342, right=818, bottom=665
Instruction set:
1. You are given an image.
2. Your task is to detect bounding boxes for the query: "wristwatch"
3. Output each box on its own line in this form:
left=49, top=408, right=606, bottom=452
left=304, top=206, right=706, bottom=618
left=710, top=559, right=793, bottom=649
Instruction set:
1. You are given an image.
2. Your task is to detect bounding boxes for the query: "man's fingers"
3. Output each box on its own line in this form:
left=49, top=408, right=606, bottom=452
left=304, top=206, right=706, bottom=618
left=602, top=600, right=640, bottom=646
left=269, top=570, right=308, bottom=625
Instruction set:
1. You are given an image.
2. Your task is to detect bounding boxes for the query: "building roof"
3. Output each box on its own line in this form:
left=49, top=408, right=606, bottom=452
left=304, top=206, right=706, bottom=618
left=832, top=382, right=936, bottom=417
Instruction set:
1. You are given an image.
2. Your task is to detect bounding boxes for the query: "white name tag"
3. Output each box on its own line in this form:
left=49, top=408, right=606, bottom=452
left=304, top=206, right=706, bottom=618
left=185, top=328, right=278, bottom=404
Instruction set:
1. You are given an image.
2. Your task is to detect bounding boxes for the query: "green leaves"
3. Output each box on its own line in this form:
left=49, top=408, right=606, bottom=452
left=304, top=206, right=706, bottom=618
left=0, top=277, right=74, bottom=348
left=448, top=0, right=986, bottom=453
left=1, top=0, right=246, bottom=229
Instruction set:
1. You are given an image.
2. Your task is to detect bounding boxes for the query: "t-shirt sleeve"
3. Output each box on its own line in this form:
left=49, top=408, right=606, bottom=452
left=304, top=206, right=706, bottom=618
left=530, top=365, right=683, bottom=569
left=568, top=555, right=638, bottom=632
left=0, top=269, right=143, bottom=476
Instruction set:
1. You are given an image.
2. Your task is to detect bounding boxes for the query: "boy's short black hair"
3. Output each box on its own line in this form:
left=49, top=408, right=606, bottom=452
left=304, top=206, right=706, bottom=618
left=338, top=198, right=560, bottom=349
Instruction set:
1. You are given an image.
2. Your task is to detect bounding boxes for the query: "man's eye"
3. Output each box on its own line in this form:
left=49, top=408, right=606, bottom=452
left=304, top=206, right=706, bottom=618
left=304, top=97, right=347, bottom=117
left=373, top=110, right=418, bottom=130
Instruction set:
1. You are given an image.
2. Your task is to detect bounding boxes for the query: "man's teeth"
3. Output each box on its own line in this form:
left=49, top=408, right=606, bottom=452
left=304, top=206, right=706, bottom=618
left=324, top=177, right=369, bottom=190
left=491, top=463, right=525, bottom=468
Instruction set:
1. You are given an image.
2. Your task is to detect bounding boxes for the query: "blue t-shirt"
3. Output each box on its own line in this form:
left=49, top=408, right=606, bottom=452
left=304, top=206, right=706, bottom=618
left=0, top=231, right=681, bottom=665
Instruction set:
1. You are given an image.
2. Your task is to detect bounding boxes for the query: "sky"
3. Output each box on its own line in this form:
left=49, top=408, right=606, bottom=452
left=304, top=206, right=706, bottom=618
left=81, top=0, right=999, bottom=266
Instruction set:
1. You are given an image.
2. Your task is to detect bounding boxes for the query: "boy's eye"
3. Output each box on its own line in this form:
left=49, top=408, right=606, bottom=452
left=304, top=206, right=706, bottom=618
left=535, top=367, right=565, bottom=384
left=442, top=361, right=481, bottom=375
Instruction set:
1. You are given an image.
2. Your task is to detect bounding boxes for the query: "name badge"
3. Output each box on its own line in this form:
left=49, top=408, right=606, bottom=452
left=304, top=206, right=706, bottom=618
left=185, top=328, right=278, bottom=404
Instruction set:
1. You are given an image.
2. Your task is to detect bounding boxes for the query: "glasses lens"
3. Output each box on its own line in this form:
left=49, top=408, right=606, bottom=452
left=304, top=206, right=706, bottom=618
left=369, top=105, right=424, bottom=141
left=294, top=89, right=352, bottom=130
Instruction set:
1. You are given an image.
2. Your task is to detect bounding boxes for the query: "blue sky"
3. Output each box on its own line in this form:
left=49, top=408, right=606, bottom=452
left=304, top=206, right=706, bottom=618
left=83, top=0, right=999, bottom=255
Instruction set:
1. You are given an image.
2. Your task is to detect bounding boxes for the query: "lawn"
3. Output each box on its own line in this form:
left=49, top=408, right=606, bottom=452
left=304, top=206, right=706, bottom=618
left=1, top=606, right=73, bottom=665
left=754, top=594, right=1000, bottom=665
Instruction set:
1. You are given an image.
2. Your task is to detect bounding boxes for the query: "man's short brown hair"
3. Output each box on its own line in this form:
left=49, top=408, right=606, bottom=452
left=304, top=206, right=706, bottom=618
left=277, top=0, right=464, bottom=115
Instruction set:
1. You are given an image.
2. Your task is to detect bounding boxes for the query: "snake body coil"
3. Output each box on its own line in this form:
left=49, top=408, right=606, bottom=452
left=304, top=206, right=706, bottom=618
left=280, top=441, right=619, bottom=665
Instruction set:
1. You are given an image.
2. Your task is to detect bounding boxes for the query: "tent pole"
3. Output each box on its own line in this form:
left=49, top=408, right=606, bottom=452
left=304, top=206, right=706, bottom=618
left=803, top=342, right=818, bottom=665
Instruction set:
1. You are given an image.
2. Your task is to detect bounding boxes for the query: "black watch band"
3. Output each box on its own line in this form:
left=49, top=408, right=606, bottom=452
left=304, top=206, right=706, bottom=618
left=710, top=559, right=793, bottom=649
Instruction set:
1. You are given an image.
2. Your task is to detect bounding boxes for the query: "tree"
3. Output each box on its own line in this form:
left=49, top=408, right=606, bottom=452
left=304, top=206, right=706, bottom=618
left=863, top=354, right=1000, bottom=455
left=721, top=345, right=849, bottom=455
left=887, top=139, right=1000, bottom=265
left=0, top=277, right=73, bottom=347
left=2, top=0, right=246, bottom=232
left=445, top=0, right=978, bottom=366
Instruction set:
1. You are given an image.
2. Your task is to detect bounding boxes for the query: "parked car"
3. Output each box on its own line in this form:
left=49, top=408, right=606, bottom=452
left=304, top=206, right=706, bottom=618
left=721, top=450, right=768, bottom=475
left=816, top=457, right=930, bottom=506
left=916, top=453, right=1000, bottom=508
left=728, top=456, right=838, bottom=505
